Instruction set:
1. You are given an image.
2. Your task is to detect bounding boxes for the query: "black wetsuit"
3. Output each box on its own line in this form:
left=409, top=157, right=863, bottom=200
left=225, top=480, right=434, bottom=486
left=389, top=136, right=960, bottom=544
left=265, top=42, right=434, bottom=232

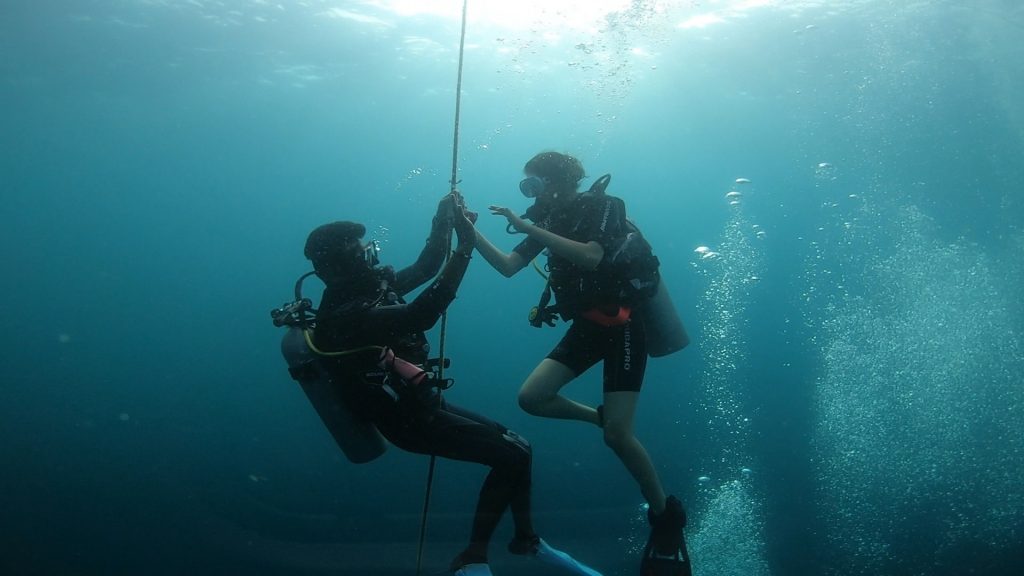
left=514, top=193, right=649, bottom=393
left=313, top=226, right=535, bottom=552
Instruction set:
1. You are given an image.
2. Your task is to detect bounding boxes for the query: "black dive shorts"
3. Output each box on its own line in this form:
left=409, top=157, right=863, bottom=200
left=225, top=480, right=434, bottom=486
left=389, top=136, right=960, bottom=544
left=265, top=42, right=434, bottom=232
left=546, top=316, right=648, bottom=393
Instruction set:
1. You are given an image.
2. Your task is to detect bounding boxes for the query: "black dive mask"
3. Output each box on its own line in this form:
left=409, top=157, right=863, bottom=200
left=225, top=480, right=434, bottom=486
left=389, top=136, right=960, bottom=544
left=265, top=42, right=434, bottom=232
left=519, top=175, right=549, bottom=198
left=362, top=239, right=381, bottom=268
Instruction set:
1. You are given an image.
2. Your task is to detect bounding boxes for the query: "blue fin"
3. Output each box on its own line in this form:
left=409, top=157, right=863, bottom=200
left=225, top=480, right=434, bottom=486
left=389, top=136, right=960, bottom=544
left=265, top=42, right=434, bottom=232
left=535, top=539, right=603, bottom=576
left=453, top=563, right=492, bottom=576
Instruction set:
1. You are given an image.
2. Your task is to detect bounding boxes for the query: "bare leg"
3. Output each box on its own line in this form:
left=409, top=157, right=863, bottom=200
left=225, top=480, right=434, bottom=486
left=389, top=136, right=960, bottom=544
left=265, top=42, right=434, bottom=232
left=602, top=391, right=667, bottom=514
left=517, top=359, right=600, bottom=426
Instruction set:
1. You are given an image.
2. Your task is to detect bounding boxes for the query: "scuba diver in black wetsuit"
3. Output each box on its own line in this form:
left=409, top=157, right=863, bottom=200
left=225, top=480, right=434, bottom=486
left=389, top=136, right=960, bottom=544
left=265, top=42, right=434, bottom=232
left=471, top=153, right=692, bottom=576
left=289, top=192, right=601, bottom=576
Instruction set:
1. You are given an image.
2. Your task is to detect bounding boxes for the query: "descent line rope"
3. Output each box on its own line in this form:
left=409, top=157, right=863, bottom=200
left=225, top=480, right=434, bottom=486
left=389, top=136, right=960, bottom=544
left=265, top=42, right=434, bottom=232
left=415, top=1, right=469, bottom=574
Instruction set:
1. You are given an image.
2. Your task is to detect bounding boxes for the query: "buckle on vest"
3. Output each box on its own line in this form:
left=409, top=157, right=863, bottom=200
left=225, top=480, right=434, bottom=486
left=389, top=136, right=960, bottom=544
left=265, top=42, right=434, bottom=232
left=581, top=306, right=631, bottom=327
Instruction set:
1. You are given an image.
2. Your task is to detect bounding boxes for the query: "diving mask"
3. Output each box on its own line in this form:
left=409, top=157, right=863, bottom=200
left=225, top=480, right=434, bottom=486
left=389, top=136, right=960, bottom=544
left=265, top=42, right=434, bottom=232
left=362, top=239, right=381, bottom=267
left=519, top=175, right=549, bottom=198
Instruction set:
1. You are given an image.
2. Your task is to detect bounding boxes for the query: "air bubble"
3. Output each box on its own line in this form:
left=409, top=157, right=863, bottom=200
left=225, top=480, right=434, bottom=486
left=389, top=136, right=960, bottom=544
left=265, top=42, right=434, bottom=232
left=696, top=243, right=720, bottom=258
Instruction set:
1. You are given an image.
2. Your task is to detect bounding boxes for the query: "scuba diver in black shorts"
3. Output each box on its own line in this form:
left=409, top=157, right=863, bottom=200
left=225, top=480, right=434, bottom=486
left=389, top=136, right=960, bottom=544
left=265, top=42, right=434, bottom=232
left=471, top=152, right=692, bottom=576
left=275, top=192, right=601, bottom=576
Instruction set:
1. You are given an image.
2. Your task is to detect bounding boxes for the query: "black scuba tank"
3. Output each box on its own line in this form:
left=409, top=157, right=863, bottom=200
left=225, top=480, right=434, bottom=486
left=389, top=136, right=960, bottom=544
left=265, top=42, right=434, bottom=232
left=281, top=327, right=387, bottom=464
left=639, top=277, right=690, bottom=357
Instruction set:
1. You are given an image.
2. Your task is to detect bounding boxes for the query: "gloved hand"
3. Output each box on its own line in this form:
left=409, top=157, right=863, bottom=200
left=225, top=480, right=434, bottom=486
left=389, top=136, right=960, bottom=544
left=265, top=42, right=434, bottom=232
left=452, top=197, right=477, bottom=254
left=431, top=192, right=459, bottom=239
left=453, top=191, right=479, bottom=224
left=435, top=192, right=458, bottom=224
left=435, top=191, right=477, bottom=229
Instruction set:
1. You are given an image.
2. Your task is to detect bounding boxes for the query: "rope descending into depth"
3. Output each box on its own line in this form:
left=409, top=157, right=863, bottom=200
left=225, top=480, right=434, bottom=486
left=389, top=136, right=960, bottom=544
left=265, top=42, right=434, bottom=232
left=416, top=1, right=469, bottom=575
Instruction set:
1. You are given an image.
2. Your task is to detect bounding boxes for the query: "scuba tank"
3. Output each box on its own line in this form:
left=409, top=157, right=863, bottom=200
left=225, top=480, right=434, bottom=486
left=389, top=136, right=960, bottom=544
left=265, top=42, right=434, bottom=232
left=281, top=327, right=387, bottom=463
left=639, top=276, right=689, bottom=357
left=272, top=273, right=387, bottom=464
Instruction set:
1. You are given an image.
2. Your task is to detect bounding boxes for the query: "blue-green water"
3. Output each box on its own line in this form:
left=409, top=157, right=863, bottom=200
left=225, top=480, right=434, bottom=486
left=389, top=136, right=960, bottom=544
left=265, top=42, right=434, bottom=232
left=2, top=1, right=1022, bottom=575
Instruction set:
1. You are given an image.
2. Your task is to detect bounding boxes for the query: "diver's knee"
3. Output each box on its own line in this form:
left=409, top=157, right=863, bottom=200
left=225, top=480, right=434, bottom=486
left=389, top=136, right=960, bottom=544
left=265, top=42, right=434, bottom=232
left=511, top=444, right=532, bottom=473
left=502, top=430, right=533, bottom=472
left=504, top=429, right=532, bottom=456
left=518, top=390, right=543, bottom=415
left=602, top=427, right=631, bottom=452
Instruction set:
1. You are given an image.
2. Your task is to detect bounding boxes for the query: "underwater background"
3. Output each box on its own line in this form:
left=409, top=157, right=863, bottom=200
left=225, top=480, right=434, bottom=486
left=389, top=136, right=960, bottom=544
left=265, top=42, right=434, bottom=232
left=2, top=1, right=1023, bottom=574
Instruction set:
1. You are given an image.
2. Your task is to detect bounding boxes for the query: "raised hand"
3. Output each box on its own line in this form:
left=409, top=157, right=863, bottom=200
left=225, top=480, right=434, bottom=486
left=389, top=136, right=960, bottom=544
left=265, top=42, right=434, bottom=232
left=489, top=205, right=529, bottom=233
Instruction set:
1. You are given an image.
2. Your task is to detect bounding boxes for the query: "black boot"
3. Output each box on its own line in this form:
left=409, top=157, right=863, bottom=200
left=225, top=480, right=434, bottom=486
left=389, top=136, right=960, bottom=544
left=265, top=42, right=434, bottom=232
left=640, top=495, right=691, bottom=576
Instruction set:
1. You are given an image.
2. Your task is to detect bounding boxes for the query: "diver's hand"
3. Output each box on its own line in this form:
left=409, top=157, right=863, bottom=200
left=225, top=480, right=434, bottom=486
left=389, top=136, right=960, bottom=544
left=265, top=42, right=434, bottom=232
left=489, top=205, right=530, bottom=233
left=431, top=192, right=460, bottom=239
left=453, top=206, right=477, bottom=253
left=453, top=190, right=478, bottom=225
left=437, top=191, right=478, bottom=226
left=435, top=192, right=461, bottom=225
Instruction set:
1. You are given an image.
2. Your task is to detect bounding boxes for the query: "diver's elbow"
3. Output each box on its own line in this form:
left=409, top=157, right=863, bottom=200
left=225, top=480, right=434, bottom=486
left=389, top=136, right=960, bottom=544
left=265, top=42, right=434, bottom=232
left=580, top=243, right=605, bottom=271
left=580, top=254, right=603, bottom=271
left=499, top=255, right=524, bottom=278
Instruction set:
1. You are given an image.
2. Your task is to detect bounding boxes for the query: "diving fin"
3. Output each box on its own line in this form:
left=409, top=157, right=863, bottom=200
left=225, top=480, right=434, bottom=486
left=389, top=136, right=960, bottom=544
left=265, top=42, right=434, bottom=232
left=453, top=563, right=493, bottom=576
left=640, top=539, right=691, bottom=576
left=534, top=539, right=603, bottom=576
